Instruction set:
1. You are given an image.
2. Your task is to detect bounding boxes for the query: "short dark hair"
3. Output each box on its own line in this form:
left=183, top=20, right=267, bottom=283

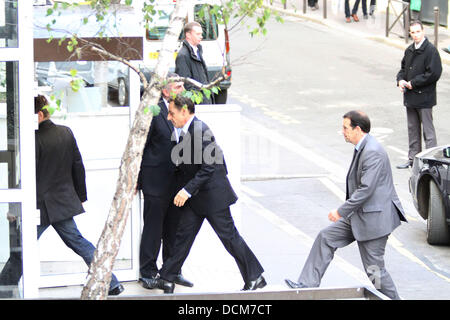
left=184, top=21, right=202, bottom=34
left=170, top=95, right=195, bottom=114
left=34, top=94, right=50, bottom=118
left=343, top=110, right=371, bottom=133
left=410, top=20, right=423, bottom=30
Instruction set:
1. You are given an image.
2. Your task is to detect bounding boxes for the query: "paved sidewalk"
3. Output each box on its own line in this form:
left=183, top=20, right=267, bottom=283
left=266, top=0, right=450, bottom=65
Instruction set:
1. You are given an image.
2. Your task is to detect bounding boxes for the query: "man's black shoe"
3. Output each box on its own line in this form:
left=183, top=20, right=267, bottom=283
left=396, top=160, right=413, bottom=169
left=139, top=277, right=158, bottom=289
left=157, top=278, right=175, bottom=294
left=108, top=284, right=124, bottom=296
left=174, top=274, right=194, bottom=287
left=284, top=279, right=308, bottom=289
left=443, top=47, right=450, bottom=54
left=241, top=275, right=267, bottom=291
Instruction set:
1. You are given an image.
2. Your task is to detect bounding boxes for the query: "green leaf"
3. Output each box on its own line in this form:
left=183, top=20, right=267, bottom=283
left=69, top=68, right=78, bottom=77
left=202, top=88, right=211, bottom=99
left=149, top=105, right=160, bottom=116
left=43, top=105, right=55, bottom=116
left=46, top=8, right=53, bottom=16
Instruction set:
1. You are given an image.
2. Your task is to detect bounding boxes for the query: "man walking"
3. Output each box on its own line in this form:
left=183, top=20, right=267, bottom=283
left=155, top=95, right=265, bottom=293
left=137, top=77, right=193, bottom=290
left=0, top=95, right=123, bottom=295
left=285, top=111, right=407, bottom=300
left=175, top=21, right=213, bottom=104
left=396, top=21, right=442, bottom=169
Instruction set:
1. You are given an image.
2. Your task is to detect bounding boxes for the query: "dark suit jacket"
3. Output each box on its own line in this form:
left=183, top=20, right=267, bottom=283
left=176, top=116, right=237, bottom=214
left=338, top=134, right=407, bottom=241
left=138, top=98, right=177, bottom=197
left=396, top=37, right=442, bottom=108
left=175, top=40, right=213, bottom=104
left=35, top=120, right=86, bottom=225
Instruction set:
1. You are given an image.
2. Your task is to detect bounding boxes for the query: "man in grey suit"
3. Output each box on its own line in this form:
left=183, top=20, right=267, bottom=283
left=285, top=110, right=407, bottom=300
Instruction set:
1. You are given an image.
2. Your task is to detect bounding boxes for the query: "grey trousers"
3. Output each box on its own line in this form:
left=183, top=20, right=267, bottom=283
left=297, top=219, right=400, bottom=300
left=406, top=107, right=437, bottom=160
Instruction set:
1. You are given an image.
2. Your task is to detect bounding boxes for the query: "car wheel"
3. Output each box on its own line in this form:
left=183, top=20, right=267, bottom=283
left=214, top=89, right=227, bottom=104
left=117, top=78, right=128, bottom=106
left=426, top=180, right=450, bottom=245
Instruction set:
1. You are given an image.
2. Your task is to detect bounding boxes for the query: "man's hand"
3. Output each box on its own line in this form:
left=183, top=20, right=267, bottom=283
left=405, top=81, right=413, bottom=90
left=328, top=209, right=341, bottom=223
left=174, top=189, right=189, bottom=207
left=398, top=80, right=408, bottom=92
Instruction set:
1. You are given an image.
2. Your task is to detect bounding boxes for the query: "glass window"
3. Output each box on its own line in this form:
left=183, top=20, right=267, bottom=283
left=145, top=4, right=219, bottom=41
left=0, top=0, right=18, bottom=48
left=0, top=202, right=23, bottom=299
left=34, top=59, right=133, bottom=276
left=0, top=61, right=20, bottom=189
left=35, top=60, right=130, bottom=108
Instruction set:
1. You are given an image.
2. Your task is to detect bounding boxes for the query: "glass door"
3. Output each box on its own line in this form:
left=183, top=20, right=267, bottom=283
left=34, top=59, right=141, bottom=288
left=0, top=1, right=40, bottom=299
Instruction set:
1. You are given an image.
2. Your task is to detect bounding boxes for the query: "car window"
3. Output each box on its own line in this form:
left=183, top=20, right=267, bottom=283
left=145, top=4, right=219, bottom=41
left=145, top=5, right=174, bottom=41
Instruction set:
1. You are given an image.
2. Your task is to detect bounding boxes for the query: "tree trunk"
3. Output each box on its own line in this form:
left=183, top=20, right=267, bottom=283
left=80, top=0, right=190, bottom=300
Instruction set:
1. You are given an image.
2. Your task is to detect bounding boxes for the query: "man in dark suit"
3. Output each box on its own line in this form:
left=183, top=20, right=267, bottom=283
left=155, top=95, right=265, bottom=293
left=137, top=78, right=193, bottom=289
left=175, top=21, right=213, bottom=104
left=396, top=21, right=442, bottom=169
left=0, top=95, right=123, bottom=295
left=285, top=111, right=407, bottom=300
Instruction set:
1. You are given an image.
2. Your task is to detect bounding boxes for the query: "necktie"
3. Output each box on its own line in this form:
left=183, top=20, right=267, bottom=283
left=178, top=129, right=185, bottom=143
left=346, top=148, right=358, bottom=199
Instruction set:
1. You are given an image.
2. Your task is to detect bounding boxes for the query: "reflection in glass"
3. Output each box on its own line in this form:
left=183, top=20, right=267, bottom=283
left=0, top=0, right=18, bottom=48
left=33, top=60, right=133, bottom=276
left=35, top=60, right=130, bottom=109
left=0, top=203, right=23, bottom=299
left=0, top=61, right=20, bottom=189
left=145, top=4, right=219, bottom=41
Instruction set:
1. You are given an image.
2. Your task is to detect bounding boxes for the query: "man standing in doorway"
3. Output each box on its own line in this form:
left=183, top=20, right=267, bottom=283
left=175, top=21, right=214, bottom=104
left=396, top=21, right=442, bottom=169
left=0, top=95, right=124, bottom=295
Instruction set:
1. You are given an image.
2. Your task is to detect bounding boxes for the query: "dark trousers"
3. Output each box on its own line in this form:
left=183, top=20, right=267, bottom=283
left=345, top=0, right=376, bottom=17
left=139, top=193, right=182, bottom=278
left=298, top=219, right=400, bottom=300
left=308, top=0, right=318, bottom=6
left=406, top=107, right=437, bottom=160
left=159, top=206, right=264, bottom=284
left=0, top=218, right=120, bottom=290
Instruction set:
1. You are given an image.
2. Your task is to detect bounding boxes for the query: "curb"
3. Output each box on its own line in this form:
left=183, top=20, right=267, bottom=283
left=265, top=5, right=450, bottom=66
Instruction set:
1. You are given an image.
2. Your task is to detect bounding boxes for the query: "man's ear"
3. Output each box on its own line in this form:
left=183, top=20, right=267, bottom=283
left=37, top=111, right=44, bottom=122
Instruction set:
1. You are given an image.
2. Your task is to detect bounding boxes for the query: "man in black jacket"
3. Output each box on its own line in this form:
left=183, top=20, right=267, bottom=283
left=137, top=78, right=193, bottom=290
left=0, top=95, right=123, bottom=295
left=396, top=21, right=442, bottom=169
left=155, top=95, right=265, bottom=293
left=175, top=21, right=214, bottom=104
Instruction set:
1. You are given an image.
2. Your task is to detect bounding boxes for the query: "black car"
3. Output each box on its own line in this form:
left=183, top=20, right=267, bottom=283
left=409, top=145, right=450, bottom=245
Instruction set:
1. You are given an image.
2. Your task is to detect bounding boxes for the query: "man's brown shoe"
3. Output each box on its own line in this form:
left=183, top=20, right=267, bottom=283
left=352, top=14, right=359, bottom=22
left=345, top=17, right=351, bottom=23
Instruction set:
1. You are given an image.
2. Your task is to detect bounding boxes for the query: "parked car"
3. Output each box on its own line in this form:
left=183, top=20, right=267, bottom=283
left=409, top=145, right=450, bottom=245
left=36, top=61, right=130, bottom=106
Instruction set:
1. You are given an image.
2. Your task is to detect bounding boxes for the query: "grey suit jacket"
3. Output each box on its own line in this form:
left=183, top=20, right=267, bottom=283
left=338, top=134, right=407, bottom=241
